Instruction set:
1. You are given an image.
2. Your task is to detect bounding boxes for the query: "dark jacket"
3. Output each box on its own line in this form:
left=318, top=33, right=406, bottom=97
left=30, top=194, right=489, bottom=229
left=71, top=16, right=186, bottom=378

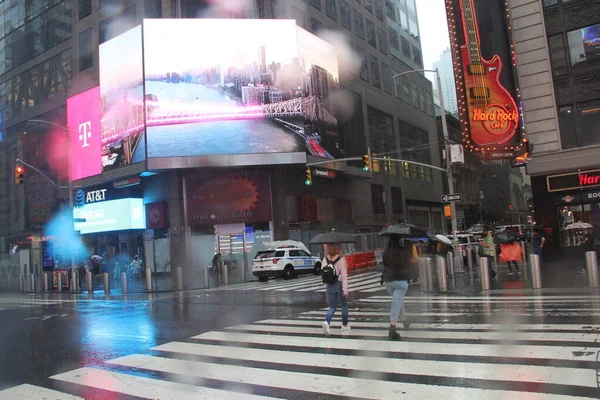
left=583, top=233, right=595, bottom=252
left=382, top=243, right=413, bottom=282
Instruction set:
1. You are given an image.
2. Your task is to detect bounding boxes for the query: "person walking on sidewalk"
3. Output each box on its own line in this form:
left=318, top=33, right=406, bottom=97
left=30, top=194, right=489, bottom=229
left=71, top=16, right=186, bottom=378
left=381, top=236, right=412, bottom=341
left=480, top=229, right=497, bottom=279
left=321, top=244, right=350, bottom=337
left=532, top=229, right=545, bottom=258
left=499, top=241, right=522, bottom=275
left=580, top=229, right=595, bottom=273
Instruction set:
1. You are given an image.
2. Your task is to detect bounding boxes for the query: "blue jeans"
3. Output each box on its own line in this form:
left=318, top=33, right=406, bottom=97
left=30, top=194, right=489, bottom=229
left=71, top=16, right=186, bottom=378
left=325, top=281, right=348, bottom=326
left=385, top=280, right=408, bottom=322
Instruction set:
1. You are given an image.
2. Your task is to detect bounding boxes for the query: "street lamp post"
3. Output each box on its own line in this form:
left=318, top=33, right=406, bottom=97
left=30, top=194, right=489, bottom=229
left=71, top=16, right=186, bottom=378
left=391, top=68, right=462, bottom=269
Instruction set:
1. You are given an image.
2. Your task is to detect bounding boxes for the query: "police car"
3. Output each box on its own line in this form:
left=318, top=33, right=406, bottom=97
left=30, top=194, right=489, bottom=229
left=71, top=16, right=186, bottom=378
left=252, top=242, right=321, bottom=282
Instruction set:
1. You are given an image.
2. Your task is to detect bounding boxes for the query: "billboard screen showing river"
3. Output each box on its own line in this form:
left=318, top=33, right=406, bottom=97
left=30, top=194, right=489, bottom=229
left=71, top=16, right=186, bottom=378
left=99, top=25, right=146, bottom=174
left=142, top=19, right=341, bottom=164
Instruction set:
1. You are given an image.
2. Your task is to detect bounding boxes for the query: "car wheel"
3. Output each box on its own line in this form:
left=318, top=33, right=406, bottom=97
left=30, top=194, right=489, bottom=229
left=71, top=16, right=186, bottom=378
left=283, top=265, right=294, bottom=280
left=313, top=262, right=322, bottom=275
left=258, top=276, right=269, bottom=282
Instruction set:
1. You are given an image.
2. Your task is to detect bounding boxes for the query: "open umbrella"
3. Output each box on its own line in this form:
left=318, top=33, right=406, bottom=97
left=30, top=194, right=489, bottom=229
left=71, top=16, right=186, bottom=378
left=309, top=230, right=356, bottom=244
left=466, top=223, right=491, bottom=233
left=434, top=234, right=453, bottom=246
left=379, top=223, right=428, bottom=238
left=565, top=222, right=593, bottom=230
left=494, top=231, right=518, bottom=244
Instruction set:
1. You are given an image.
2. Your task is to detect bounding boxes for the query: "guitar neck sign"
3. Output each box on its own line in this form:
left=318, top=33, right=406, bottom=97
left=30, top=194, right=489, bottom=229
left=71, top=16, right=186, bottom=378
left=446, top=0, right=525, bottom=159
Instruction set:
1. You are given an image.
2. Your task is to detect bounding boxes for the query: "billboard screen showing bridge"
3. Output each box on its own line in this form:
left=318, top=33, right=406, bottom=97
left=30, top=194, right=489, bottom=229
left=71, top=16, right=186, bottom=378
left=142, top=19, right=341, bottom=167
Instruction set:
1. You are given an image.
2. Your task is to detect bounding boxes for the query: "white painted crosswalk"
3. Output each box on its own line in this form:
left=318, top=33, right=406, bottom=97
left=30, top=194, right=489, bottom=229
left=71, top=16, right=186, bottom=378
left=3, top=293, right=600, bottom=399
left=206, top=269, right=388, bottom=294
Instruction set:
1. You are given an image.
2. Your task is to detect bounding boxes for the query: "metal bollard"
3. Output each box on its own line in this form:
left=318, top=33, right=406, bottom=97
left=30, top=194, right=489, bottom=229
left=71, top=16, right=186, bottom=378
left=425, top=257, right=434, bottom=291
left=175, top=267, right=183, bottom=290
left=520, top=240, right=527, bottom=264
left=479, top=256, right=490, bottom=291
left=222, top=264, right=229, bottom=286
left=86, top=270, right=93, bottom=293
left=57, top=272, right=62, bottom=292
left=585, top=251, right=599, bottom=288
left=530, top=254, right=542, bottom=289
left=418, top=258, right=428, bottom=291
left=203, top=267, right=209, bottom=289
left=436, top=255, right=448, bottom=291
left=466, top=248, right=474, bottom=271
left=43, top=272, right=49, bottom=291
left=71, top=270, right=77, bottom=292
left=121, top=272, right=128, bottom=294
left=446, top=251, right=455, bottom=276
left=29, top=274, right=35, bottom=292
left=7, top=274, right=11, bottom=290
left=103, top=272, right=110, bottom=294
left=19, top=273, right=24, bottom=292
left=145, top=268, right=152, bottom=292
left=493, top=244, right=498, bottom=266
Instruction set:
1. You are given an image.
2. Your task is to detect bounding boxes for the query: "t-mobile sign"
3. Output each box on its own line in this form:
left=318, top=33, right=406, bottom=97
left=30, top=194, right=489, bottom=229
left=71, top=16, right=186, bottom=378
left=67, top=86, right=102, bottom=180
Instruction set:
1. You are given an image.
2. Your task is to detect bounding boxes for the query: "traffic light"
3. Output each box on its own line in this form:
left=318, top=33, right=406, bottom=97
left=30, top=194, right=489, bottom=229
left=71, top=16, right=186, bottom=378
left=362, top=154, right=371, bottom=171
left=14, top=165, right=24, bottom=185
left=304, top=168, right=312, bottom=185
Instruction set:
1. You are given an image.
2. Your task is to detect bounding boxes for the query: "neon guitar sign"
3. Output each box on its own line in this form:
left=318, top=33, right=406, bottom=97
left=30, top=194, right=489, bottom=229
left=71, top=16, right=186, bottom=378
left=459, top=0, right=519, bottom=146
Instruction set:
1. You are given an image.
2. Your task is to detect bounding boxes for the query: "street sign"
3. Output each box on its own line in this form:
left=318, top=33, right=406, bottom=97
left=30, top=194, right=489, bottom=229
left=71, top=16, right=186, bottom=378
left=442, top=193, right=462, bottom=203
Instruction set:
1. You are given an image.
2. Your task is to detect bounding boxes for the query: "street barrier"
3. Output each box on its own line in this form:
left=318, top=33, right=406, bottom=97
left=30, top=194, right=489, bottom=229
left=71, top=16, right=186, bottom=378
left=203, top=267, right=209, bottom=289
left=530, top=254, right=542, bottom=289
left=446, top=252, right=455, bottom=276
left=479, top=256, right=490, bottom=291
left=145, top=268, right=152, bottom=292
left=222, top=264, right=229, bottom=286
left=29, top=274, right=35, bottom=292
left=346, top=252, right=377, bottom=271
left=71, top=270, right=77, bottom=292
left=425, top=258, right=434, bottom=291
left=466, top=248, right=474, bottom=272
left=43, top=272, right=49, bottom=291
left=436, top=255, right=448, bottom=291
left=19, top=273, right=24, bottom=292
left=585, top=251, right=599, bottom=288
left=57, top=272, right=62, bottom=292
left=86, top=270, right=92, bottom=293
left=103, top=273, right=110, bottom=294
left=121, top=272, right=128, bottom=294
left=175, top=267, right=183, bottom=290
left=520, top=241, right=528, bottom=265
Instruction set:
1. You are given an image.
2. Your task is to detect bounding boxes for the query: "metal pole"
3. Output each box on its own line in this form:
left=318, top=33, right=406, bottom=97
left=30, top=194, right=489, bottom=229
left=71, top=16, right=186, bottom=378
left=436, top=255, right=448, bottom=291
left=425, top=257, right=434, bottom=291
left=585, top=251, right=599, bottom=288
left=466, top=248, right=474, bottom=272
left=222, top=263, right=229, bottom=286
left=520, top=240, right=527, bottom=266
left=530, top=254, right=542, bottom=289
left=121, top=272, right=128, bottom=293
left=57, top=272, right=62, bottom=292
left=479, top=256, right=490, bottom=290
left=71, top=269, right=77, bottom=292
left=29, top=273, right=35, bottom=292
left=175, top=266, right=183, bottom=290
left=19, top=273, right=24, bottom=292
left=446, top=251, right=455, bottom=275
left=86, top=270, right=92, bottom=293
left=103, top=272, right=110, bottom=294
left=145, top=267, right=152, bottom=291
left=43, top=272, right=49, bottom=291
left=203, top=266, right=209, bottom=289
left=418, top=258, right=427, bottom=291
left=7, top=274, right=11, bottom=291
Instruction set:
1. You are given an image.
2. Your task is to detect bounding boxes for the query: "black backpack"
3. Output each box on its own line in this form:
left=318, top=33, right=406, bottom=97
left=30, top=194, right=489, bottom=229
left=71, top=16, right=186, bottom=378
left=322, top=257, right=341, bottom=284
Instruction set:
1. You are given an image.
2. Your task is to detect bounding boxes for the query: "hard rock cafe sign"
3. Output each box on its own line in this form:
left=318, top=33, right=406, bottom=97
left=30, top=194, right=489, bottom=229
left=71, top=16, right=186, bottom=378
left=471, top=105, right=519, bottom=135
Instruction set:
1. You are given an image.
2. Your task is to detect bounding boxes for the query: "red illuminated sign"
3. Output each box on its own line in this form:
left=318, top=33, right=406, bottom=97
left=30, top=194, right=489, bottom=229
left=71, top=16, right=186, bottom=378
left=547, top=169, right=600, bottom=192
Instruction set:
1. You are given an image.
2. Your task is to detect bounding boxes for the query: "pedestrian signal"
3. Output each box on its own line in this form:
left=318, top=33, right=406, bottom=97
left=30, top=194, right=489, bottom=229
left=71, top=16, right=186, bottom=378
left=362, top=154, right=371, bottom=171
left=304, top=168, right=312, bottom=185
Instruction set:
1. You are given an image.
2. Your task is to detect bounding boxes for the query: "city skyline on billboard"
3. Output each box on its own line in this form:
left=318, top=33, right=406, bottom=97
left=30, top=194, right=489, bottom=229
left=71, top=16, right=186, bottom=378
left=142, top=19, right=342, bottom=163
left=67, top=86, right=102, bottom=180
left=99, top=25, right=146, bottom=174
left=445, top=0, right=526, bottom=159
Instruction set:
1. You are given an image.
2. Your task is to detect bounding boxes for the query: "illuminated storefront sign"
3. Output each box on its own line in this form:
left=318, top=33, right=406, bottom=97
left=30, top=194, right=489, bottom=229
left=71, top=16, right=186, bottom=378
left=67, top=86, right=102, bottom=180
left=73, top=198, right=146, bottom=234
left=547, top=169, right=600, bottom=192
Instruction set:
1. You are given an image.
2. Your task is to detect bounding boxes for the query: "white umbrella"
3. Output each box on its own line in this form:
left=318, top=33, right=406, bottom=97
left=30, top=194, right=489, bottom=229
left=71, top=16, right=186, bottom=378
left=435, top=234, right=453, bottom=246
left=565, top=222, right=593, bottom=230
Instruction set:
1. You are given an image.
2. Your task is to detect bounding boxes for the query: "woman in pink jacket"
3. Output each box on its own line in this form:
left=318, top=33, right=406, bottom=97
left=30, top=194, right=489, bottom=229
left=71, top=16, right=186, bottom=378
left=322, top=244, right=350, bottom=336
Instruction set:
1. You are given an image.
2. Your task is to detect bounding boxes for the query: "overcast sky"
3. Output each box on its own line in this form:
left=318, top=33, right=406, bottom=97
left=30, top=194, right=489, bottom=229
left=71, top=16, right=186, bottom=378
left=416, top=0, right=451, bottom=80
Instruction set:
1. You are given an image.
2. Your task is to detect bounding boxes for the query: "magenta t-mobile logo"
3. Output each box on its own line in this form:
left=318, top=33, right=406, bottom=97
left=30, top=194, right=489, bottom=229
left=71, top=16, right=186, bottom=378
left=78, top=121, right=92, bottom=148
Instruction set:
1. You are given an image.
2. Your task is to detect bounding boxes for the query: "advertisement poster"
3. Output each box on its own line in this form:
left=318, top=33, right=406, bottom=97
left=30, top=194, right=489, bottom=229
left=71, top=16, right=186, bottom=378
left=142, top=19, right=341, bottom=161
left=99, top=25, right=146, bottom=173
left=445, top=0, right=525, bottom=158
left=67, top=86, right=102, bottom=180
left=186, top=169, right=272, bottom=225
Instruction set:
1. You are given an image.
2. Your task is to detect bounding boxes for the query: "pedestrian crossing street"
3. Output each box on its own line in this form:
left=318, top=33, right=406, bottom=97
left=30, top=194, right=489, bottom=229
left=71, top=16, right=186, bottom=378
left=3, top=294, right=600, bottom=399
left=208, top=269, right=389, bottom=294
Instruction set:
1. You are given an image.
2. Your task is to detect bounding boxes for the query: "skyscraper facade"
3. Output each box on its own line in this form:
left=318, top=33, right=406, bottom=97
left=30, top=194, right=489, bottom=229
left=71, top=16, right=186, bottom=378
left=432, top=47, right=458, bottom=115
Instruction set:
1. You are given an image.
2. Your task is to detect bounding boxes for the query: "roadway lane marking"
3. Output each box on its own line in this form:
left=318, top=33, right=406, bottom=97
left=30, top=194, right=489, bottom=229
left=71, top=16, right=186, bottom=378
left=0, top=384, right=83, bottom=400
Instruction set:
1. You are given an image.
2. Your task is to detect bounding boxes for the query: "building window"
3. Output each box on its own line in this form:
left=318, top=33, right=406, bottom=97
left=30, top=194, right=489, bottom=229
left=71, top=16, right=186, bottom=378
left=391, top=187, right=403, bottom=214
left=399, top=119, right=432, bottom=182
left=411, top=82, right=418, bottom=107
left=418, top=87, right=426, bottom=112
left=79, top=28, right=93, bottom=71
left=389, top=27, right=399, bottom=50
left=365, top=0, right=373, bottom=13
left=371, top=184, right=386, bottom=214
left=325, top=0, right=337, bottom=20
left=100, top=5, right=136, bottom=44
left=385, top=0, right=396, bottom=21
left=543, top=0, right=558, bottom=6
left=354, top=10, right=364, bottom=38
left=292, top=6, right=306, bottom=28
left=409, top=18, right=419, bottom=39
left=548, top=34, right=568, bottom=76
left=340, top=0, right=352, bottom=30
left=567, top=22, right=600, bottom=74
left=406, top=0, right=416, bottom=12
left=79, top=0, right=92, bottom=19
left=374, top=0, right=384, bottom=21
left=358, top=47, right=369, bottom=82
left=370, top=55, right=381, bottom=88
left=425, top=91, right=433, bottom=116
left=412, top=45, right=422, bottom=66
left=382, top=63, right=392, bottom=94
left=392, top=69, right=401, bottom=98
left=366, top=19, right=377, bottom=47
left=310, top=0, right=322, bottom=10
left=559, top=106, right=577, bottom=149
left=578, top=100, right=600, bottom=147
left=402, top=76, right=410, bottom=102
left=401, top=36, right=411, bottom=58
left=311, top=17, right=323, bottom=33
left=378, top=28, right=388, bottom=54
left=400, top=10, right=408, bottom=31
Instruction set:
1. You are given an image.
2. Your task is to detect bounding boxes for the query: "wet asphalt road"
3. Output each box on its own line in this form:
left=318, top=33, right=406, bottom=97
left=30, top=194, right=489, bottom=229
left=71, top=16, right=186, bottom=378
left=1, top=269, right=600, bottom=399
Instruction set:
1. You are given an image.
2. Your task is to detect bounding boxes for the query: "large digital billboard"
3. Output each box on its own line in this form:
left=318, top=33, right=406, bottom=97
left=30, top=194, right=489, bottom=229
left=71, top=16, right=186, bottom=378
left=67, top=86, right=102, bottom=180
left=445, top=0, right=527, bottom=159
left=142, top=19, right=341, bottom=166
left=73, top=198, right=146, bottom=234
left=99, top=25, right=146, bottom=174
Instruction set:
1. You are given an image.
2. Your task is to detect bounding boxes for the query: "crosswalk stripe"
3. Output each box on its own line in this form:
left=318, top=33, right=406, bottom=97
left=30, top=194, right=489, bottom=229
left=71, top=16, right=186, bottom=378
left=51, top=367, right=278, bottom=399
left=316, top=277, right=383, bottom=292
left=153, top=341, right=596, bottom=389
left=350, top=281, right=385, bottom=292
left=360, top=297, right=600, bottom=304
left=300, top=310, right=465, bottom=317
left=259, top=276, right=324, bottom=291
left=193, top=330, right=599, bottom=362
left=360, top=285, right=389, bottom=292
left=404, top=295, right=600, bottom=300
left=108, top=354, right=591, bottom=400
left=0, top=384, right=83, bottom=400
left=295, top=273, right=381, bottom=292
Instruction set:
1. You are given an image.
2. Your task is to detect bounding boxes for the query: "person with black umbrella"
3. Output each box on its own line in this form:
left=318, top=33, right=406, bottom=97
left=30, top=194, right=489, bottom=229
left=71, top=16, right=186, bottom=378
left=381, top=235, right=412, bottom=341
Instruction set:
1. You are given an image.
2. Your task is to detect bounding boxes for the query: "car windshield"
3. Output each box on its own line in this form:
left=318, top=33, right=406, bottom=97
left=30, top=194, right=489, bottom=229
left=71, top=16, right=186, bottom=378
left=254, top=251, right=275, bottom=259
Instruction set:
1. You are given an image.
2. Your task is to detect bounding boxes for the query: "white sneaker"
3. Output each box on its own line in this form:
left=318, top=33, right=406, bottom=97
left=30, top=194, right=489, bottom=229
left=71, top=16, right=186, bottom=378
left=508, top=272, right=514, bottom=276
left=341, top=325, right=351, bottom=336
left=322, top=321, right=331, bottom=336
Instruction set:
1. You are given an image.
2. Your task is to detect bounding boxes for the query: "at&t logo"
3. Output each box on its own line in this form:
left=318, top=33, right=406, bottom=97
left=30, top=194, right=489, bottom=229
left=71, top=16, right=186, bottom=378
left=74, top=189, right=85, bottom=208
